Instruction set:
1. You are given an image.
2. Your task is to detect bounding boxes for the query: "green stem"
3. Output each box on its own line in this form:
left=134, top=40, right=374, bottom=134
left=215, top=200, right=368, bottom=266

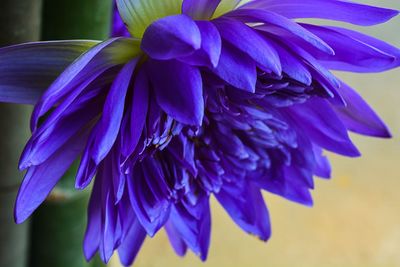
left=29, top=1, right=112, bottom=267
left=0, top=1, right=42, bottom=267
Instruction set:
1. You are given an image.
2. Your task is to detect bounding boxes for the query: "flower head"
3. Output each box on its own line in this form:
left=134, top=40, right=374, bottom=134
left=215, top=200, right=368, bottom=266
left=0, top=0, right=399, bottom=265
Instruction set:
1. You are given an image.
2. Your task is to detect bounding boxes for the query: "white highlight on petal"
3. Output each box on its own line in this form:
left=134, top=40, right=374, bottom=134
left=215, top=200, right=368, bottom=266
left=213, top=0, right=242, bottom=18
left=116, top=0, right=183, bottom=38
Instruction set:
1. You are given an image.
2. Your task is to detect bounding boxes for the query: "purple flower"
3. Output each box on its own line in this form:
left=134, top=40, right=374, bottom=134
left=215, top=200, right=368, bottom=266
left=0, top=0, right=399, bottom=265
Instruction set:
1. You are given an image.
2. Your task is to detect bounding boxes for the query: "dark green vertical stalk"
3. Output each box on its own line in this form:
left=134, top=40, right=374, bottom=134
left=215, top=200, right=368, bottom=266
left=29, top=1, right=112, bottom=267
left=0, top=1, right=42, bottom=267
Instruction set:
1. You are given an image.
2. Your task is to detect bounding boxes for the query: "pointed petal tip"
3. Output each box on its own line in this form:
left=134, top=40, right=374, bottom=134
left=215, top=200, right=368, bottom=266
left=14, top=207, right=30, bottom=225
left=75, top=178, right=91, bottom=190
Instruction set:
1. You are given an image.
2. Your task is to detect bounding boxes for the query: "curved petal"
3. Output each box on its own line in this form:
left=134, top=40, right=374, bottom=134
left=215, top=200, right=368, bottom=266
left=314, top=25, right=400, bottom=72
left=169, top=197, right=211, bottom=261
left=300, top=24, right=397, bottom=73
left=179, top=20, right=222, bottom=68
left=213, top=42, right=256, bottom=92
left=227, top=8, right=334, bottom=55
left=14, top=128, right=89, bottom=224
left=141, top=15, right=201, bottom=60
left=127, top=163, right=171, bottom=237
left=31, top=38, right=141, bottom=131
left=214, top=18, right=281, bottom=74
left=287, top=97, right=360, bottom=157
left=165, top=221, right=188, bottom=257
left=121, top=68, right=149, bottom=157
left=117, top=218, right=146, bottom=266
left=312, top=145, right=331, bottom=179
left=334, top=81, right=391, bottom=138
left=147, top=59, right=204, bottom=126
left=0, top=40, right=96, bottom=105
left=182, top=0, right=221, bottom=19
left=267, top=40, right=312, bottom=85
left=83, top=168, right=102, bottom=261
left=116, top=0, right=183, bottom=38
left=91, top=58, right=140, bottom=164
left=112, top=2, right=131, bottom=37
left=216, top=183, right=271, bottom=241
left=242, top=0, right=399, bottom=26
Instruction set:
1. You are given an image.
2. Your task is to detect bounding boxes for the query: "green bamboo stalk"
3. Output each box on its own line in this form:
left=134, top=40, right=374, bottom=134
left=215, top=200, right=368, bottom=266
left=29, top=1, right=112, bottom=267
left=0, top=1, right=42, bottom=267
left=42, top=0, right=113, bottom=40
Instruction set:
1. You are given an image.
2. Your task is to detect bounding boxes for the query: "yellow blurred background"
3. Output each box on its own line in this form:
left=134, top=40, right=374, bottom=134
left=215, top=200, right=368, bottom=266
left=112, top=1, right=400, bottom=266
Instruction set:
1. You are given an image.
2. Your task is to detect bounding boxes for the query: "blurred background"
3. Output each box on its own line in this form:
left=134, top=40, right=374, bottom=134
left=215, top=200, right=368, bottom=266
left=111, top=1, right=400, bottom=266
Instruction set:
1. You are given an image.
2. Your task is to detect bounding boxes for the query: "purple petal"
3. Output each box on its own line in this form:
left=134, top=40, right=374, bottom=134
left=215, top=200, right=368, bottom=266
left=0, top=40, right=96, bottom=104
left=19, top=74, right=108, bottom=170
left=216, top=183, right=271, bottom=241
left=31, top=38, right=139, bottom=131
left=242, top=0, right=399, bottom=26
left=121, top=69, right=149, bottom=157
left=334, top=81, right=391, bottom=138
left=141, top=15, right=201, bottom=60
left=83, top=169, right=102, bottom=261
left=287, top=97, right=360, bottom=157
left=179, top=20, right=222, bottom=68
left=300, top=24, right=397, bottom=72
left=169, top=198, right=211, bottom=260
left=147, top=59, right=204, bottom=126
left=182, top=0, right=221, bottom=19
left=75, top=124, right=101, bottom=189
left=267, top=40, right=312, bottom=85
left=102, top=191, right=118, bottom=262
left=112, top=2, right=131, bottom=37
left=213, top=42, right=257, bottom=92
left=214, top=18, right=281, bottom=74
left=318, top=25, right=400, bottom=72
left=91, top=58, right=139, bottom=164
left=312, top=145, right=331, bottom=179
left=127, top=164, right=171, bottom=237
left=14, top=128, right=89, bottom=224
left=165, top=220, right=188, bottom=257
left=118, top=218, right=146, bottom=266
left=227, top=8, right=334, bottom=55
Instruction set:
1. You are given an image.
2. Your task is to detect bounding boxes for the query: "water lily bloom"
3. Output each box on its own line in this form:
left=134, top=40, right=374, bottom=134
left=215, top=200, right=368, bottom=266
left=0, top=0, right=399, bottom=265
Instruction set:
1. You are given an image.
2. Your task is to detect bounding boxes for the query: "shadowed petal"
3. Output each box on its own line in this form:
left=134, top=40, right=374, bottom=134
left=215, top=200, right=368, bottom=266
left=141, top=14, right=201, bottom=60
left=147, top=59, right=204, bottom=126
left=83, top=167, right=102, bottom=261
left=0, top=40, right=97, bottom=104
left=287, top=97, right=360, bottom=157
left=300, top=24, right=397, bottom=72
left=213, top=42, right=256, bottom=92
left=169, top=197, right=211, bottom=260
left=91, top=58, right=140, bottom=164
left=165, top=221, right=188, bottom=257
left=335, top=81, right=391, bottom=138
left=312, top=145, right=331, bottom=179
left=121, top=69, right=149, bottom=157
left=31, top=38, right=141, bottom=131
left=118, top=218, right=146, bottom=266
left=179, top=20, right=222, bottom=68
left=216, top=183, right=271, bottom=241
left=227, top=8, right=334, bottom=55
left=182, top=0, right=221, bottom=19
left=242, top=0, right=399, bottom=26
left=15, top=128, right=89, bottom=224
left=214, top=18, right=281, bottom=74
